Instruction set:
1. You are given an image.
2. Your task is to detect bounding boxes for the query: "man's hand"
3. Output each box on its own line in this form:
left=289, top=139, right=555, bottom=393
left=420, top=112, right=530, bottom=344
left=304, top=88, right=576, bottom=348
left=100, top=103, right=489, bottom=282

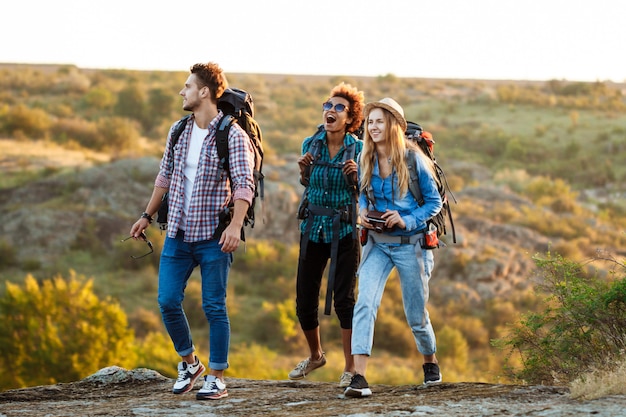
left=219, top=222, right=242, bottom=253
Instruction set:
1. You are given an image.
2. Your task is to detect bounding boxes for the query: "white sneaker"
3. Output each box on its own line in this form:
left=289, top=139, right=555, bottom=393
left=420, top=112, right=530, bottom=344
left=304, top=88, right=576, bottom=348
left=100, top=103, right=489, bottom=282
left=288, top=353, right=327, bottom=380
left=339, top=372, right=354, bottom=388
left=196, top=375, right=228, bottom=400
left=172, top=357, right=205, bottom=394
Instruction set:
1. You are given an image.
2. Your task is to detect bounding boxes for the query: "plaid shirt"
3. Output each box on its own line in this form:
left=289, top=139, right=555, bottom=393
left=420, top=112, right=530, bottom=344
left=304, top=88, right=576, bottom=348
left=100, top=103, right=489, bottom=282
left=299, top=132, right=363, bottom=243
left=156, top=112, right=255, bottom=242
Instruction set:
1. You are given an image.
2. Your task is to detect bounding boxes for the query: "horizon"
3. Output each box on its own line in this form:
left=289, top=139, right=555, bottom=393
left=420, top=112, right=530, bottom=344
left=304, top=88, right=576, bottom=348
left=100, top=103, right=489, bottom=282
left=1, top=61, right=620, bottom=85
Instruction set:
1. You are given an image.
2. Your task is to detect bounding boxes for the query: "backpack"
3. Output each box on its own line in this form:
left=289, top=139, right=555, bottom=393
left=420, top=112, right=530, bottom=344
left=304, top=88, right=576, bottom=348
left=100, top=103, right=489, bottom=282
left=405, top=121, right=457, bottom=245
left=157, top=88, right=264, bottom=239
left=364, top=121, right=457, bottom=246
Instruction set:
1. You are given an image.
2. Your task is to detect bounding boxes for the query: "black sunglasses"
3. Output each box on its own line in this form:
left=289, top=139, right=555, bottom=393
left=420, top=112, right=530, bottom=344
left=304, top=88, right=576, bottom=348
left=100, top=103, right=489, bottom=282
left=322, top=101, right=348, bottom=113
left=120, top=231, right=154, bottom=259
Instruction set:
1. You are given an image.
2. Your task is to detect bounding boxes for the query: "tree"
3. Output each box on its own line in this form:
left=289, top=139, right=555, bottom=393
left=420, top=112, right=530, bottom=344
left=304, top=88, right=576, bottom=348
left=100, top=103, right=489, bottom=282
left=0, top=271, right=136, bottom=390
left=114, top=84, right=147, bottom=125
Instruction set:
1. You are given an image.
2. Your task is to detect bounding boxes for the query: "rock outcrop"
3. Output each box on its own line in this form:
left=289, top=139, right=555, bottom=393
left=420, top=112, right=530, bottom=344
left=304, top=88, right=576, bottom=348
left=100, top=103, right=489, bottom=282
left=1, top=367, right=624, bottom=417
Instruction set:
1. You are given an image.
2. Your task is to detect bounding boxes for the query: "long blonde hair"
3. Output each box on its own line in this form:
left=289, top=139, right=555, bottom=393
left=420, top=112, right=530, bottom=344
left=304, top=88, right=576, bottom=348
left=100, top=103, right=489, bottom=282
left=360, top=109, right=438, bottom=200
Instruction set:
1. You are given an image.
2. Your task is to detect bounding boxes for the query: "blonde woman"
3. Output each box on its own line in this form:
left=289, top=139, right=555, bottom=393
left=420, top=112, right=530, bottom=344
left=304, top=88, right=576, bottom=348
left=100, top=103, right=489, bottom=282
left=345, top=98, right=443, bottom=398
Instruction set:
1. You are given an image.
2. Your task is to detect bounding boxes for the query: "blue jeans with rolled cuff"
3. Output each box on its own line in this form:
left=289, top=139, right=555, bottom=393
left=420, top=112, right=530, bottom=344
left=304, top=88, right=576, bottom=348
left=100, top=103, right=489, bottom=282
left=157, top=231, right=232, bottom=371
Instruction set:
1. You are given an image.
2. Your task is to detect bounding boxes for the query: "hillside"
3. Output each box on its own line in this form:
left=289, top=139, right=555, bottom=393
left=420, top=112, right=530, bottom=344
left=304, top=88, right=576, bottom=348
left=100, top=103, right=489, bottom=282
left=1, top=66, right=626, bottom=392
left=0, top=148, right=548, bottom=299
left=1, top=367, right=625, bottom=417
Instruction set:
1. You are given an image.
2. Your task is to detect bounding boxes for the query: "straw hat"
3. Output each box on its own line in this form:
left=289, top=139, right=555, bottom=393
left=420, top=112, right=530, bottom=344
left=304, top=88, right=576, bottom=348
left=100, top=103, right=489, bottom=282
left=363, top=97, right=407, bottom=132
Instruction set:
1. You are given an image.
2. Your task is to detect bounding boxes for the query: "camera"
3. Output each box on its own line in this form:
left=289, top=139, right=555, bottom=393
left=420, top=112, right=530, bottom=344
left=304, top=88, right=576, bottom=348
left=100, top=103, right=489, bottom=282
left=366, top=211, right=387, bottom=233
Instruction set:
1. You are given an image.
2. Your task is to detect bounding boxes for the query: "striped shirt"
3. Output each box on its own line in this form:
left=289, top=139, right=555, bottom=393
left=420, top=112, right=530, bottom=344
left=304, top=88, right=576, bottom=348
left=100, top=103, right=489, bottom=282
left=299, top=132, right=363, bottom=243
left=156, top=111, right=255, bottom=242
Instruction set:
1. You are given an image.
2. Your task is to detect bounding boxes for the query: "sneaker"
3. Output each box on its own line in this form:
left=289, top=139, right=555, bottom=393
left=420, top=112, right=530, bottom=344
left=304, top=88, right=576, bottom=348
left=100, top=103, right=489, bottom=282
left=172, top=357, right=206, bottom=394
left=288, top=353, right=326, bottom=380
left=344, top=374, right=372, bottom=398
left=196, top=375, right=228, bottom=400
left=423, top=362, right=442, bottom=384
left=339, top=372, right=354, bottom=388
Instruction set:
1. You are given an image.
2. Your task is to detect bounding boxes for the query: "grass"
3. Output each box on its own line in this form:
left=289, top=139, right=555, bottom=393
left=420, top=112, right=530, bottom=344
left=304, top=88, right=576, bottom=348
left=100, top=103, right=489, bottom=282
left=570, top=357, right=626, bottom=400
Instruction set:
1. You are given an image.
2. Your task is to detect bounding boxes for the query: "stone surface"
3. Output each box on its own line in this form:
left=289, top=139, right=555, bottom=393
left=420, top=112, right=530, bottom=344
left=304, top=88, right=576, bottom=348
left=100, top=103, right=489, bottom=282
left=1, top=368, right=625, bottom=417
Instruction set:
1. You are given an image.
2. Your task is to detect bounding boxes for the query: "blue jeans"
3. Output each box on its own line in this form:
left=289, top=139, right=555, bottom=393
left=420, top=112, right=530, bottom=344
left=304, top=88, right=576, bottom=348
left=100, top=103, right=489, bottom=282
left=352, top=242, right=437, bottom=356
left=158, top=232, right=232, bottom=370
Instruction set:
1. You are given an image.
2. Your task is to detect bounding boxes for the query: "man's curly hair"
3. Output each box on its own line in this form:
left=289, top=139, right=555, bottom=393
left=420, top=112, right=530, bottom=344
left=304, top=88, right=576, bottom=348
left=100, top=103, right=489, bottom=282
left=190, top=62, right=229, bottom=103
left=328, top=82, right=365, bottom=134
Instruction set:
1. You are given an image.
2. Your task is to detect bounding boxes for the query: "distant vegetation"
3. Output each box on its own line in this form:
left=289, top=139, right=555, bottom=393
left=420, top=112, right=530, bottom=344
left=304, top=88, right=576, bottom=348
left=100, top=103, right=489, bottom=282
left=0, top=64, right=625, bottom=392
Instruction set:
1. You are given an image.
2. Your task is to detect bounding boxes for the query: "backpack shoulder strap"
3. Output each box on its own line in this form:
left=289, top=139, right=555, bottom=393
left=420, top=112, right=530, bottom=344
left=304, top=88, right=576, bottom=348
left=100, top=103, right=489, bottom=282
left=406, top=149, right=424, bottom=205
left=216, top=114, right=236, bottom=172
left=309, top=124, right=325, bottom=159
left=300, top=125, right=326, bottom=186
left=170, top=115, right=191, bottom=155
left=342, top=141, right=357, bottom=163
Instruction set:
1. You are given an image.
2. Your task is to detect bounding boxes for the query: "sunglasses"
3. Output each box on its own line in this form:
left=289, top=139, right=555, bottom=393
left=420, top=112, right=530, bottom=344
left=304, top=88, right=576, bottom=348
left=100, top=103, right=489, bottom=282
left=322, top=101, right=348, bottom=113
left=121, top=231, right=154, bottom=259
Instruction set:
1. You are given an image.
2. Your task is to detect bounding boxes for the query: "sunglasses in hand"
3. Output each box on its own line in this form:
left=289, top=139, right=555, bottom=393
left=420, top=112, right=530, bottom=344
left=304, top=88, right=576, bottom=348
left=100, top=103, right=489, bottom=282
left=120, top=231, right=154, bottom=259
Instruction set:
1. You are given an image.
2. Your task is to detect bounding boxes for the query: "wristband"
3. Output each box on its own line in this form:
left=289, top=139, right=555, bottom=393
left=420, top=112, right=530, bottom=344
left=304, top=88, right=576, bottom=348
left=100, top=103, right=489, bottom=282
left=141, top=212, right=153, bottom=224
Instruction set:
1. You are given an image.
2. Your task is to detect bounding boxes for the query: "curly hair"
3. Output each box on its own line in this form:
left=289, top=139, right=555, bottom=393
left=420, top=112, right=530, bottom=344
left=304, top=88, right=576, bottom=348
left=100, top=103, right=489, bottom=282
left=328, top=82, right=364, bottom=134
left=190, top=62, right=229, bottom=103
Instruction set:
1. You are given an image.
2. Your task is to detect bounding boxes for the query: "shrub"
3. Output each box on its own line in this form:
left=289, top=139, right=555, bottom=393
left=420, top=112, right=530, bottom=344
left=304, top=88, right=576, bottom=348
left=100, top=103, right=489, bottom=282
left=494, top=252, right=626, bottom=385
left=0, top=272, right=136, bottom=389
left=3, top=104, right=51, bottom=138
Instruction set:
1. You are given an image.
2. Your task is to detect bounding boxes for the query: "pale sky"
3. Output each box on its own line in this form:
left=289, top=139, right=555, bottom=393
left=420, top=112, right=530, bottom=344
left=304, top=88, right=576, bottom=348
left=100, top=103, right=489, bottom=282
left=2, top=0, right=625, bottom=82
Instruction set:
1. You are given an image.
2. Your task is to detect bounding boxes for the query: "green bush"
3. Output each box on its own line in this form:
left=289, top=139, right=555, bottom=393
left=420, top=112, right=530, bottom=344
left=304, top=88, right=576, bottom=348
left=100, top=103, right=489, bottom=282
left=0, top=272, right=136, bottom=389
left=494, top=252, right=626, bottom=385
left=2, top=104, right=51, bottom=138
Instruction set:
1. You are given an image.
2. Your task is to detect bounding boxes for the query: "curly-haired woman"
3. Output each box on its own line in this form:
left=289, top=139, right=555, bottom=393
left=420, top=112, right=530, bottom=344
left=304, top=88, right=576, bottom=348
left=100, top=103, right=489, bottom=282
left=289, top=83, right=365, bottom=388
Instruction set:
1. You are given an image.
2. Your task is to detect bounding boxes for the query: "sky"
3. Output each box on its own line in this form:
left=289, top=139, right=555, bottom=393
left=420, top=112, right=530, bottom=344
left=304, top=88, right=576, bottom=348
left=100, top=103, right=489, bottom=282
left=2, top=0, right=625, bottom=82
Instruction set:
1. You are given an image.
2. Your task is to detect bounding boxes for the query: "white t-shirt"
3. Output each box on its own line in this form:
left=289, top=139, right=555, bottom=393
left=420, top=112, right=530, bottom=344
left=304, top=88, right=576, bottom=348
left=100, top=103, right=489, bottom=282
left=180, top=122, right=207, bottom=229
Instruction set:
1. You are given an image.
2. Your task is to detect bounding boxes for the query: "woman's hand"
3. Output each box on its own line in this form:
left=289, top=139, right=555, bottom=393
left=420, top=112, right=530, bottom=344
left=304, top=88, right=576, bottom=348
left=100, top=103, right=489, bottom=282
left=342, top=159, right=358, bottom=183
left=380, top=210, right=406, bottom=230
left=361, top=209, right=407, bottom=231
left=359, top=209, right=374, bottom=230
left=297, top=152, right=314, bottom=175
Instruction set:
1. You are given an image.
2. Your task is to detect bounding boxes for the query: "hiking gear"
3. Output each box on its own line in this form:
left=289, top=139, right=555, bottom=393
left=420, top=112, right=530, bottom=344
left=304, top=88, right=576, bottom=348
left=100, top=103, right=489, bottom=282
left=288, top=353, right=327, bottom=380
left=172, top=357, right=205, bottom=394
left=339, top=372, right=354, bottom=388
left=196, top=375, right=228, bottom=400
left=344, top=374, right=372, bottom=398
left=298, top=126, right=361, bottom=316
left=363, top=145, right=456, bottom=248
left=363, top=97, right=407, bottom=132
left=423, top=362, right=442, bottom=384
left=405, top=121, right=457, bottom=245
left=367, top=231, right=424, bottom=245
left=157, top=88, right=264, bottom=239
left=353, top=245, right=436, bottom=357
left=322, top=101, right=348, bottom=112
left=421, top=222, right=439, bottom=249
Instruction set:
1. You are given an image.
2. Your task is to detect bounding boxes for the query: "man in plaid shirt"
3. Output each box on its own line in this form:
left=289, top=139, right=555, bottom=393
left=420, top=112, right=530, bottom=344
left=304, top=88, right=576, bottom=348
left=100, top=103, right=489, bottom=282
left=130, top=62, right=255, bottom=400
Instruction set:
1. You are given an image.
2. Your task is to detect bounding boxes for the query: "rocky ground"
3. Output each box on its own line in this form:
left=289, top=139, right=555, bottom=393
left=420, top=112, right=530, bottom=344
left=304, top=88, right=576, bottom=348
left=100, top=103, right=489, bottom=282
left=1, top=367, right=625, bottom=417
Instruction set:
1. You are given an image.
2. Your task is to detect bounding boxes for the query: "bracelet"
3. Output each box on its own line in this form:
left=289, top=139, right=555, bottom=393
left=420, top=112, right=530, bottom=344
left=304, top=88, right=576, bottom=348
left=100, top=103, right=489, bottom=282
left=141, top=212, right=153, bottom=224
